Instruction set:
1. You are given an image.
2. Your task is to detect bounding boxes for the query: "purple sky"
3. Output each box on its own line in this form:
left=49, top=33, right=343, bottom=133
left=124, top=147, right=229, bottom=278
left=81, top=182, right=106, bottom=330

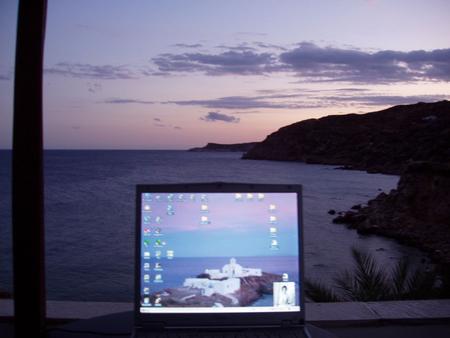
left=141, top=193, right=299, bottom=257
left=1, top=0, right=449, bottom=149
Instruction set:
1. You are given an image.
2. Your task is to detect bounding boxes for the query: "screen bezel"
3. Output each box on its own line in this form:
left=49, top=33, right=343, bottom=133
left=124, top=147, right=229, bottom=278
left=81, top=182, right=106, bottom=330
left=134, top=182, right=304, bottom=328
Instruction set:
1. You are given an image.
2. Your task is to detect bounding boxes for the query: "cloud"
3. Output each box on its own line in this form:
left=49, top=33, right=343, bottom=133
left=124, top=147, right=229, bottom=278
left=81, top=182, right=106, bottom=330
left=172, top=43, right=203, bottom=48
left=280, top=42, right=450, bottom=83
left=151, top=42, right=450, bottom=83
left=87, top=82, right=102, bottom=93
left=252, top=41, right=287, bottom=51
left=170, top=90, right=449, bottom=112
left=170, top=94, right=320, bottom=110
left=200, top=112, right=240, bottom=123
left=103, top=98, right=154, bottom=104
left=325, top=94, right=450, bottom=106
left=45, top=62, right=138, bottom=79
left=151, top=50, right=279, bottom=76
left=173, top=126, right=182, bottom=130
left=154, top=117, right=161, bottom=122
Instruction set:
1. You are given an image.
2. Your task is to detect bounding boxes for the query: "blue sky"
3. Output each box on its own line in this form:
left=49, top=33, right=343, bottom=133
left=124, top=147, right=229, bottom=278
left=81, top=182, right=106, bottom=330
left=1, top=0, right=449, bottom=149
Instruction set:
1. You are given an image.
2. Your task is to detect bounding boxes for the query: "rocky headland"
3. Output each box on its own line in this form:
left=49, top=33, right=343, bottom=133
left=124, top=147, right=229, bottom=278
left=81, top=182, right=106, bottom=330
left=188, top=142, right=258, bottom=153
left=243, top=101, right=450, bottom=175
left=241, top=100, right=450, bottom=264
left=149, top=272, right=282, bottom=307
left=333, top=162, right=450, bottom=265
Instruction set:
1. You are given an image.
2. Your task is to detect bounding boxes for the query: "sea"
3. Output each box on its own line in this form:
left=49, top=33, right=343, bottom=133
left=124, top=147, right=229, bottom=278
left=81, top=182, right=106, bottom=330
left=0, top=150, right=429, bottom=301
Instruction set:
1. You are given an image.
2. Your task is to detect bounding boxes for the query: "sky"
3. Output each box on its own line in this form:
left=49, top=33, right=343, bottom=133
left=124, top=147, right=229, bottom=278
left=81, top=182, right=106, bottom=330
left=141, top=193, right=299, bottom=257
left=1, top=0, right=449, bottom=149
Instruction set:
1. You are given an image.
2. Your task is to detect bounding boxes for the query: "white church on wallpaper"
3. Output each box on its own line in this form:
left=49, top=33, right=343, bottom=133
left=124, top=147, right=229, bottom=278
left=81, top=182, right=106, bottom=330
left=183, top=258, right=262, bottom=296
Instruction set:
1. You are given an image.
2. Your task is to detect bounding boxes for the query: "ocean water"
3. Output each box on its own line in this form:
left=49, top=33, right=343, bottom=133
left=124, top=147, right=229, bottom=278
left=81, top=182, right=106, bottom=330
left=0, top=150, right=428, bottom=301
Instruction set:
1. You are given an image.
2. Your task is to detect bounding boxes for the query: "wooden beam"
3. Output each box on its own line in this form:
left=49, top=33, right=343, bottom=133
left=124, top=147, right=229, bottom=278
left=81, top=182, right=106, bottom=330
left=12, top=1, right=47, bottom=337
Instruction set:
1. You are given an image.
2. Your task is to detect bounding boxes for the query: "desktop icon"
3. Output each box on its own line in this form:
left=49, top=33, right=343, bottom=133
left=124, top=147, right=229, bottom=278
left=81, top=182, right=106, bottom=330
left=143, top=287, right=150, bottom=295
left=167, top=205, right=175, bottom=215
left=154, top=262, right=162, bottom=271
left=200, top=194, right=208, bottom=202
left=143, top=263, right=150, bottom=271
left=155, top=195, right=161, bottom=202
left=167, top=194, right=174, bottom=202
left=154, top=295, right=162, bottom=307
left=154, top=227, right=162, bottom=236
left=235, top=193, right=243, bottom=201
left=200, top=204, right=209, bottom=212
left=189, top=194, right=196, bottom=201
left=177, top=194, right=184, bottom=202
left=143, top=274, right=150, bottom=282
left=270, top=239, right=279, bottom=250
left=269, top=204, right=276, bottom=212
left=270, top=227, right=277, bottom=237
left=143, top=193, right=152, bottom=201
left=143, top=297, right=150, bottom=305
left=154, top=274, right=163, bottom=283
left=155, top=216, right=162, bottom=224
left=246, top=193, right=254, bottom=200
left=155, top=239, right=166, bottom=247
left=166, top=250, right=174, bottom=259
left=257, top=193, right=265, bottom=201
left=143, top=216, right=151, bottom=223
left=269, top=215, right=277, bottom=223
left=143, top=204, right=151, bottom=212
left=143, top=239, right=150, bottom=247
left=200, top=215, right=210, bottom=224
left=282, top=273, right=289, bottom=282
left=155, top=250, right=162, bottom=259
left=144, top=251, right=151, bottom=259
left=143, top=227, right=151, bottom=235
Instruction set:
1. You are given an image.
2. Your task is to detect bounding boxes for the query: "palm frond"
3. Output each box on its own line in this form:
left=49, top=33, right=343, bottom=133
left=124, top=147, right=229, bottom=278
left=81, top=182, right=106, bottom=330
left=304, top=279, right=341, bottom=303
left=333, top=270, right=356, bottom=301
left=390, top=257, right=411, bottom=299
left=404, top=267, right=437, bottom=299
left=349, top=247, right=389, bottom=301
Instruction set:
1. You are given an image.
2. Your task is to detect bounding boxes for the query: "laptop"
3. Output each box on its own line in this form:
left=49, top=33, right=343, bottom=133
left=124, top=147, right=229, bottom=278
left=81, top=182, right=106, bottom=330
left=133, top=182, right=310, bottom=337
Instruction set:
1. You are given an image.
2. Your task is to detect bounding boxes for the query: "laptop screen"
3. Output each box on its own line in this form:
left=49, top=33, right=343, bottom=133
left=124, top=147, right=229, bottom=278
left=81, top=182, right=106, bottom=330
left=138, top=191, right=301, bottom=314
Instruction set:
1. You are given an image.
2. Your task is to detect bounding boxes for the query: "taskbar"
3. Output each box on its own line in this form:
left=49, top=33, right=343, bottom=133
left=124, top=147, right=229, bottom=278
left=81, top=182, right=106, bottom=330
left=140, top=306, right=301, bottom=313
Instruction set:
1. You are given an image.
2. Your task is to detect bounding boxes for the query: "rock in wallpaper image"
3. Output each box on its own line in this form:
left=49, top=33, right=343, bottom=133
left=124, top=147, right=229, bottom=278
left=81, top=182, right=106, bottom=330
left=145, top=258, right=285, bottom=307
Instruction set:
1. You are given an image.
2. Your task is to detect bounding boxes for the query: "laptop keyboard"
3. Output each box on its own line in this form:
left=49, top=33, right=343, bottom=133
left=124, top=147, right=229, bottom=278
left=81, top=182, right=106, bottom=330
left=139, top=328, right=306, bottom=338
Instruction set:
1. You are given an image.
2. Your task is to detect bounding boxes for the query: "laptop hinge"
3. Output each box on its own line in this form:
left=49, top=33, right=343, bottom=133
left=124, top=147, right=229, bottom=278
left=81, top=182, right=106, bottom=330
left=146, top=321, right=165, bottom=330
left=281, top=320, right=294, bottom=327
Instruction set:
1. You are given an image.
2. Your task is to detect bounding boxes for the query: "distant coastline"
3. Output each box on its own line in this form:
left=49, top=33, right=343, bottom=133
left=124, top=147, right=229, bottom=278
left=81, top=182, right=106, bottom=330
left=188, top=142, right=258, bottom=153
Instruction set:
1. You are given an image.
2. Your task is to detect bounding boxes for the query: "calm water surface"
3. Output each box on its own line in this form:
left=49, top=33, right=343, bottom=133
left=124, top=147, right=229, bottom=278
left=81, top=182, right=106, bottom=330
left=0, top=150, right=428, bottom=301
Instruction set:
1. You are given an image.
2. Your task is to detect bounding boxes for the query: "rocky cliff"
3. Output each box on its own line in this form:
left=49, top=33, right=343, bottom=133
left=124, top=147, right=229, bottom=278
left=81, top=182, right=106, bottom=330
left=243, top=101, right=450, bottom=175
left=333, top=162, right=450, bottom=264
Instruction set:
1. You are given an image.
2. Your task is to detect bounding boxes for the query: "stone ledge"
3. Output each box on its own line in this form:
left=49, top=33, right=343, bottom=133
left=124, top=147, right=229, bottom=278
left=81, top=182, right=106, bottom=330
left=1, top=299, right=450, bottom=322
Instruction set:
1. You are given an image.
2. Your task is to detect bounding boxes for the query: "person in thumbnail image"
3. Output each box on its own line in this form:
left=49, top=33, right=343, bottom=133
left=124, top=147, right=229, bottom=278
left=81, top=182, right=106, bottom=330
left=274, top=282, right=295, bottom=306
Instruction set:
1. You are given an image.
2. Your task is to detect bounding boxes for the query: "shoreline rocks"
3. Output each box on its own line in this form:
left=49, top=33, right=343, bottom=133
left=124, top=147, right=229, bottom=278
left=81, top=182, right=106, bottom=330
left=333, top=162, right=450, bottom=265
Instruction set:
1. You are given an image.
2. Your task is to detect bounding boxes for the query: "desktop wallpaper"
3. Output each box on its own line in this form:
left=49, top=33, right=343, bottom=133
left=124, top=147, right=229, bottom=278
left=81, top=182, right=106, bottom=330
left=139, top=192, right=300, bottom=311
